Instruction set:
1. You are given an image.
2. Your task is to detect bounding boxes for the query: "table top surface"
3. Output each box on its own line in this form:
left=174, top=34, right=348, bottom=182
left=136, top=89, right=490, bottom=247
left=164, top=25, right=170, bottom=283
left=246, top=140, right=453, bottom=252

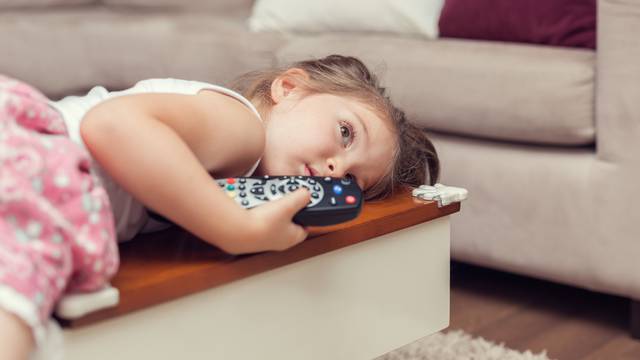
left=63, top=188, right=460, bottom=327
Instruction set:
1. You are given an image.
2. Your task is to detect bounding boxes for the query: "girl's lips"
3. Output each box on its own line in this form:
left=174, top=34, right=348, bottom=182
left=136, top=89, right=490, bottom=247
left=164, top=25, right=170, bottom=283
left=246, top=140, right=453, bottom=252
left=305, top=165, right=315, bottom=176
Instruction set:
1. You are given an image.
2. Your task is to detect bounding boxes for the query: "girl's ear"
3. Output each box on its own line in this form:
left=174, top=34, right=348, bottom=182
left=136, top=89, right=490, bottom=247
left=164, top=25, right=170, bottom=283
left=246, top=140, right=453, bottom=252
left=270, top=68, right=309, bottom=104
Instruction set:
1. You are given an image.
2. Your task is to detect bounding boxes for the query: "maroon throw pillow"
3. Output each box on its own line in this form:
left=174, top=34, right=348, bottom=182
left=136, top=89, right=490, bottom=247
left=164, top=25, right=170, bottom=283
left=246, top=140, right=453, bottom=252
left=438, top=0, right=596, bottom=49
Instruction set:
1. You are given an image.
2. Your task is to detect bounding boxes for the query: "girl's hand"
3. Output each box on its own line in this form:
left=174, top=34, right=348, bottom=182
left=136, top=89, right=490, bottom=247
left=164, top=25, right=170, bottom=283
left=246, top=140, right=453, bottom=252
left=244, top=188, right=311, bottom=252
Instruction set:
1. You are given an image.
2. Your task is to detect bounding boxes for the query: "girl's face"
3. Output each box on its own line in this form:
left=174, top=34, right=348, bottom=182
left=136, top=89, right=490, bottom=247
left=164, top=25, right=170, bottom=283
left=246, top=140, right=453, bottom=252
left=254, top=91, right=397, bottom=192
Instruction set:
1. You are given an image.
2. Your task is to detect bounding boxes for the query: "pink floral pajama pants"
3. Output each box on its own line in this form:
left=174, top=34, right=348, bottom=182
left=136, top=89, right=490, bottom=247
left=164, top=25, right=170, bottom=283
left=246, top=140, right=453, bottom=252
left=0, top=75, right=118, bottom=343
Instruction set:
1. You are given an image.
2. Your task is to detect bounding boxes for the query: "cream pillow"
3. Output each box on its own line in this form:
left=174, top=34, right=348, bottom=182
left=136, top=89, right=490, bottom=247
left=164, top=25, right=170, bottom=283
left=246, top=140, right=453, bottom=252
left=249, top=0, right=445, bottom=38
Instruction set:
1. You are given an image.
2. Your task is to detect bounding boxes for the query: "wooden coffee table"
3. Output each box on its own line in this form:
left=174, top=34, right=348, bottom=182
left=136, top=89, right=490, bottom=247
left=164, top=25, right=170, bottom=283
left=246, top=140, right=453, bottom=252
left=62, top=189, right=460, bottom=360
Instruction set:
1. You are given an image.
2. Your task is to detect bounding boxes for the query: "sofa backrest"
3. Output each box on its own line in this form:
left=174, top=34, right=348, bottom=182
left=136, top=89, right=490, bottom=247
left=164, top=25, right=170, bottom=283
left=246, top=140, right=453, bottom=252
left=0, top=0, right=92, bottom=8
left=101, top=0, right=254, bottom=13
left=596, top=0, right=640, bottom=163
left=1, top=0, right=254, bottom=12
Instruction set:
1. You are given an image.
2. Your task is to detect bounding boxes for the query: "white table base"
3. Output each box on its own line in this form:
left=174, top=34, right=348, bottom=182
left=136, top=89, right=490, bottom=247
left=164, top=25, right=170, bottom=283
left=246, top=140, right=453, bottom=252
left=64, top=216, right=451, bottom=360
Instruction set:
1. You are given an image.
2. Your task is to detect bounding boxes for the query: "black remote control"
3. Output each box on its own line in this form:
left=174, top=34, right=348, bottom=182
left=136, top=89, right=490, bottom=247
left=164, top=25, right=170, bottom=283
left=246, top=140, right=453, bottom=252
left=217, top=175, right=363, bottom=226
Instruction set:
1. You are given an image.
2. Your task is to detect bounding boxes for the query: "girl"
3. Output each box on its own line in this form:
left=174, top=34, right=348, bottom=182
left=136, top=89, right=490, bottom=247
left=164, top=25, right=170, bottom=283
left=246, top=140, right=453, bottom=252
left=0, top=55, right=439, bottom=359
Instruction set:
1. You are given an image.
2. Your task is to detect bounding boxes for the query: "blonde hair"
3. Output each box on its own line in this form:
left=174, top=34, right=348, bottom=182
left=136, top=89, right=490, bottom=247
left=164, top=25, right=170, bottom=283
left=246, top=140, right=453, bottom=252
left=229, top=55, right=439, bottom=200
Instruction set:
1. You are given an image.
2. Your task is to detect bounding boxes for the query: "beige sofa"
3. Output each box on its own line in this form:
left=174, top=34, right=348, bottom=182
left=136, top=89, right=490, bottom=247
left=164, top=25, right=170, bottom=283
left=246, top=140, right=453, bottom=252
left=2, top=0, right=638, bottom=337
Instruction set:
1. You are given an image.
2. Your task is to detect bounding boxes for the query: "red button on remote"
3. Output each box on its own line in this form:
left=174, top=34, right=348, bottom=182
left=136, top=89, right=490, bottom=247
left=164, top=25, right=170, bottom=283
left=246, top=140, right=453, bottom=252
left=345, top=195, right=356, bottom=204
left=226, top=178, right=235, bottom=184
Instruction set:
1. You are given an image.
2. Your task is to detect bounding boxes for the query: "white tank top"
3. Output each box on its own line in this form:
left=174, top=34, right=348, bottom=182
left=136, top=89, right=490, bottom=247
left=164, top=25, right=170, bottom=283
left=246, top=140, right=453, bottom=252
left=49, top=78, right=262, bottom=242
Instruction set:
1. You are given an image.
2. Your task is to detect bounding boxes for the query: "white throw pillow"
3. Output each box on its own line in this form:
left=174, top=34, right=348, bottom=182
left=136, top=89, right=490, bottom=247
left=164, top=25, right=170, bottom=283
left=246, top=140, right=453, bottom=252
left=248, top=0, right=445, bottom=38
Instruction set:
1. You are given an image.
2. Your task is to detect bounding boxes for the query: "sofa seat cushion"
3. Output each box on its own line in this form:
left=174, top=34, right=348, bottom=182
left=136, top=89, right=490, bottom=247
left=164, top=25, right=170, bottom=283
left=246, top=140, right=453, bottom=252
left=277, top=35, right=596, bottom=146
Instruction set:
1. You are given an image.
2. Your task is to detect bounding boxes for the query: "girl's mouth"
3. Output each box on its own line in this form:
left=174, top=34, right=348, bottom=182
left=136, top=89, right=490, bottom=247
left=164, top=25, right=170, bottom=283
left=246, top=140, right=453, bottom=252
left=305, top=165, right=315, bottom=176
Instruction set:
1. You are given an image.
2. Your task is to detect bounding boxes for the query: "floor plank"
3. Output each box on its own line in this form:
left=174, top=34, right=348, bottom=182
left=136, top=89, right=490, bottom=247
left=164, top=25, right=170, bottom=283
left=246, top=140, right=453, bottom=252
left=527, top=317, right=622, bottom=360
left=448, top=261, right=640, bottom=359
left=582, top=336, right=640, bottom=360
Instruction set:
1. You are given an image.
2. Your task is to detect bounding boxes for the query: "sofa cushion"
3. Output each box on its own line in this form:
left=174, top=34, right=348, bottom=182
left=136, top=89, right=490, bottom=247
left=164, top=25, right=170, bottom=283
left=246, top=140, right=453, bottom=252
left=248, top=0, right=444, bottom=39
left=0, top=8, right=283, bottom=98
left=277, top=35, right=595, bottom=146
left=101, top=0, right=253, bottom=13
left=0, top=0, right=92, bottom=8
left=438, top=0, right=597, bottom=49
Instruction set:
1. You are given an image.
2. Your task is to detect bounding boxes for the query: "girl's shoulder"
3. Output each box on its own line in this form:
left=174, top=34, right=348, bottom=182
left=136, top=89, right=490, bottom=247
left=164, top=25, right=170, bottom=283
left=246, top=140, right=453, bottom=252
left=124, top=78, right=214, bottom=96
left=132, top=78, right=262, bottom=122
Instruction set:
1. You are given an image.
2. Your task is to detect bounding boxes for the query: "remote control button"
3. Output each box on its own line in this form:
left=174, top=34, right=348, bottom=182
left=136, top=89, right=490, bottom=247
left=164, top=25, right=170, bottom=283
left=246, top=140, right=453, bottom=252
left=270, top=184, right=277, bottom=195
left=278, top=184, right=286, bottom=194
left=250, top=187, right=264, bottom=195
left=341, top=177, right=352, bottom=185
left=239, top=184, right=246, bottom=190
left=218, top=181, right=225, bottom=187
left=239, top=192, right=247, bottom=198
left=226, top=191, right=236, bottom=198
left=239, top=178, right=246, bottom=184
left=313, top=185, right=321, bottom=192
left=333, top=185, right=343, bottom=195
left=287, top=178, right=299, bottom=185
left=226, top=184, right=235, bottom=191
left=346, top=195, right=356, bottom=204
left=308, top=179, right=317, bottom=185
left=288, top=185, right=299, bottom=192
left=226, top=178, right=235, bottom=184
left=330, top=197, right=337, bottom=206
left=311, top=192, right=319, bottom=199
left=324, top=177, right=332, bottom=183
left=241, top=199, right=249, bottom=206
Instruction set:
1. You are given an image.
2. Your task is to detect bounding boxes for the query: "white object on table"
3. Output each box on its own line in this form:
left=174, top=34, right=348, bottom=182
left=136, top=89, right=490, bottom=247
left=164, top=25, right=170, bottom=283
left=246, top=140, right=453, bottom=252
left=55, top=285, right=119, bottom=319
left=412, top=183, right=468, bottom=207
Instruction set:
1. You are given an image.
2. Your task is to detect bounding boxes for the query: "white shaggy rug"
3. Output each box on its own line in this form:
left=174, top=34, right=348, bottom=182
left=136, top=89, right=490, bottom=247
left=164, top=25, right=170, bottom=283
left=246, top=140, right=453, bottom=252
left=378, top=330, right=554, bottom=360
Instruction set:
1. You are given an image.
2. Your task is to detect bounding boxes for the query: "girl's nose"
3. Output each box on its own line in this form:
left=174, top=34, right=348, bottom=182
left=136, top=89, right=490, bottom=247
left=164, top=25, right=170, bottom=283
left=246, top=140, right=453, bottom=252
left=325, top=158, right=344, bottom=178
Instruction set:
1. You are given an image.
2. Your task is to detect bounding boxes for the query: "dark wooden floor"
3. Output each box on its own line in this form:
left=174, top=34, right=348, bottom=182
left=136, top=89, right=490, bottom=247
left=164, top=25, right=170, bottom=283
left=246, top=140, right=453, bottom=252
left=448, top=261, right=640, bottom=360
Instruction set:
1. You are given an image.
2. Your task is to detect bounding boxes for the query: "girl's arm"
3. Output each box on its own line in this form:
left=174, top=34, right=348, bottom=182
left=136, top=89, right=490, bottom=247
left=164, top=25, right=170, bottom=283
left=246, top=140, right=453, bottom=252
left=80, top=91, right=269, bottom=253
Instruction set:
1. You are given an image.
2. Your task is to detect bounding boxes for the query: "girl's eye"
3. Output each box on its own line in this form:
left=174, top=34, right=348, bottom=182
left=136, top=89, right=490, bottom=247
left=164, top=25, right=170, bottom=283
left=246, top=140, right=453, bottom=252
left=339, top=121, right=356, bottom=147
